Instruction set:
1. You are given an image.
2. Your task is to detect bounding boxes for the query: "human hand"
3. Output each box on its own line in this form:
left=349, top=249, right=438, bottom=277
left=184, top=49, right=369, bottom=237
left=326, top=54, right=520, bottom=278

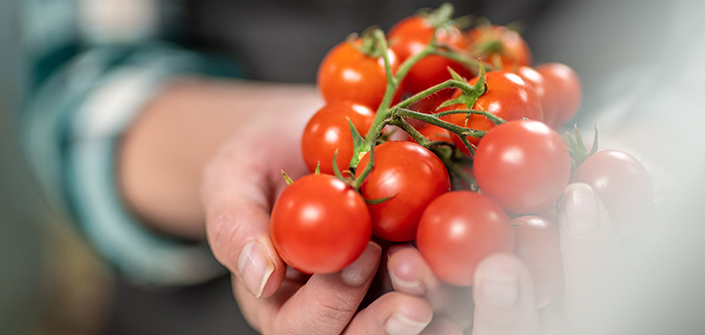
left=200, top=100, right=440, bottom=334
left=386, top=183, right=626, bottom=334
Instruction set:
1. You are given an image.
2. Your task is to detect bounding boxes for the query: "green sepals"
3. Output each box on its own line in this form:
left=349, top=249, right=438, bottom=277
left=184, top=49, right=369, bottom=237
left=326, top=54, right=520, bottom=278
left=425, top=3, right=455, bottom=29
left=281, top=170, right=294, bottom=185
left=566, top=124, right=599, bottom=169
left=347, top=26, right=385, bottom=58
left=437, top=63, right=486, bottom=110
left=353, top=138, right=377, bottom=188
left=347, top=118, right=372, bottom=170
left=453, top=14, right=475, bottom=30
left=331, top=149, right=346, bottom=181
left=315, top=162, right=320, bottom=175
left=365, top=194, right=396, bottom=205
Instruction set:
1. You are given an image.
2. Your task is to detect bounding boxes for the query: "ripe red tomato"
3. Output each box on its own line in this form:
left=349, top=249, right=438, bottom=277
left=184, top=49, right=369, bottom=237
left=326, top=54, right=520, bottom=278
left=512, top=215, right=564, bottom=308
left=515, top=66, right=557, bottom=127
left=389, top=16, right=473, bottom=97
left=317, top=39, right=399, bottom=110
left=270, top=174, right=372, bottom=274
left=474, top=120, right=571, bottom=214
left=536, top=63, right=581, bottom=129
left=301, top=101, right=375, bottom=175
left=570, top=150, right=653, bottom=235
left=444, top=71, right=543, bottom=152
left=355, top=141, right=450, bottom=242
left=468, top=25, right=532, bottom=71
left=417, top=191, right=514, bottom=286
left=415, top=123, right=453, bottom=143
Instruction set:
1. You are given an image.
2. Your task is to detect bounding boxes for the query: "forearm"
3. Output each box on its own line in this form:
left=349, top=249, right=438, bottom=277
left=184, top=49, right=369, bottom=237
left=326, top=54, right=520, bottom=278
left=118, top=78, right=321, bottom=240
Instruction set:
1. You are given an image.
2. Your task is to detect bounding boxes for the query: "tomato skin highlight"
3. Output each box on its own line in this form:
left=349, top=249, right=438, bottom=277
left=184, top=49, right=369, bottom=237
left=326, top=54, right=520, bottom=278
left=301, top=101, right=375, bottom=175
left=515, top=66, right=556, bottom=127
left=536, top=63, right=582, bottom=129
left=355, top=141, right=450, bottom=242
left=417, top=191, right=514, bottom=287
left=570, top=150, right=653, bottom=235
left=474, top=120, right=571, bottom=214
left=317, top=39, right=399, bottom=110
left=445, top=71, right=543, bottom=152
left=389, top=16, right=473, bottom=97
left=512, top=215, right=564, bottom=308
left=270, top=174, right=372, bottom=274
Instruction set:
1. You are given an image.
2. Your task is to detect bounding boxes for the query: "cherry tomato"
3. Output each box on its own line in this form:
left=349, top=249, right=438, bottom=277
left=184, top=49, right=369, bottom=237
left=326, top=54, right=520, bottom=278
left=515, top=66, right=557, bottom=127
left=301, top=101, right=375, bottom=175
left=570, top=150, right=653, bottom=235
left=355, top=141, right=450, bottom=242
left=468, top=25, right=532, bottom=71
left=415, top=123, right=453, bottom=143
left=389, top=16, right=473, bottom=97
left=317, top=39, right=399, bottom=110
left=444, top=71, right=543, bottom=152
left=512, top=215, right=564, bottom=308
left=270, top=174, right=372, bottom=274
left=536, top=63, right=581, bottom=129
left=474, top=120, right=571, bottom=214
left=417, top=191, right=514, bottom=286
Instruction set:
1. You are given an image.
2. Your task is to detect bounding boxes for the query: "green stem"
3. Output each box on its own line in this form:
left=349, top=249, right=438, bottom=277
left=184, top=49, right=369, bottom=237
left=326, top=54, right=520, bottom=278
left=373, top=29, right=396, bottom=90
left=431, top=49, right=493, bottom=75
left=434, top=108, right=506, bottom=125
left=394, top=108, right=486, bottom=138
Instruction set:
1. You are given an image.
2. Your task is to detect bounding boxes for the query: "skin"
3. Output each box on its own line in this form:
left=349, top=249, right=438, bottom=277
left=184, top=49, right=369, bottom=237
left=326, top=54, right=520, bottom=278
left=119, top=78, right=626, bottom=334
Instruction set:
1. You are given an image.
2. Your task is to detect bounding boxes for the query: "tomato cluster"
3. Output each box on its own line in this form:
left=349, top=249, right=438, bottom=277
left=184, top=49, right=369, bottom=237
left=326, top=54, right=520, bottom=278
left=269, top=4, right=652, bottom=302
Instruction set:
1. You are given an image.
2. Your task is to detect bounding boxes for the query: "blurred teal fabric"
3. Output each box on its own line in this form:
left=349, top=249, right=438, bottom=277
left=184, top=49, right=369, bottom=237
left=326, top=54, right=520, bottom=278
left=0, top=1, right=44, bottom=333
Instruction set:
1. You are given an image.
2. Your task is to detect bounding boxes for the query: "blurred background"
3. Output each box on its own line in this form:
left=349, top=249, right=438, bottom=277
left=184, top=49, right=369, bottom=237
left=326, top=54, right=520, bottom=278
left=2, top=0, right=705, bottom=334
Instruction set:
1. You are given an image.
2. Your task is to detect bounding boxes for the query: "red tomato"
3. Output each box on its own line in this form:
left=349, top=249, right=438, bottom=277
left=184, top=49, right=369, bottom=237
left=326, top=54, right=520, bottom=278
left=270, top=174, right=372, bottom=274
left=416, top=123, right=453, bottom=143
left=417, top=191, right=514, bottom=286
left=355, top=141, right=450, bottom=242
left=444, top=71, right=543, bottom=152
left=515, top=66, right=557, bottom=127
left=474, top=120, right=571, bottom=214
left=317, top=39, right=399, bottom=110
left=512, top=215, right=564, bottom=308
left=389, top=16, right=473, bottom=97
left=570, top=150, right=653, bottom=235
left=301, top=101, right=375, bottom=175
left=468, top=25, right=532, bottom=71
left=536, top=63, right=581, bottom=129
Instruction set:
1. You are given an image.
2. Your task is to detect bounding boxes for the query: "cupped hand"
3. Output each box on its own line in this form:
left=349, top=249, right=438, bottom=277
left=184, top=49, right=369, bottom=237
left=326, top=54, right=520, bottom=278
left=386, top=183, right=626, bottom=334
left=200, top=97, right=437, bottom=334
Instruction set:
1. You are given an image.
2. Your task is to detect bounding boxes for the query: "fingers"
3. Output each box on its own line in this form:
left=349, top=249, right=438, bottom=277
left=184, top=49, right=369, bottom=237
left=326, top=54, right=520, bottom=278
left=386, top=245, right=474, bottom=329
left=471, top=254, right=540, bottom=335
left=558, top=183, right=624, bottom=328
left=202, top=111, right=312, bottom=299
left=202, top=138, right=286, bottom=299
left=343, top=292, right=434, bottom=335
left=237, top=242, right=381, bottom=334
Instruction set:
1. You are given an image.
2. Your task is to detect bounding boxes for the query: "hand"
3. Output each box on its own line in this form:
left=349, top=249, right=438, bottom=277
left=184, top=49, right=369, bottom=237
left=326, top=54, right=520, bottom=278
left=386, top=183, right=626, bottom=334
left=120, top=79, right=438, bottom=334
left=200, top=94, right=438, bottom=334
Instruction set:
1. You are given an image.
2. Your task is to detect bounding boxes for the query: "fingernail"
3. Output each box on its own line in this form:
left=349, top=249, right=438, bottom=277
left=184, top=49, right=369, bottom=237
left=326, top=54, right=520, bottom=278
left=480, top=267, right=518, bottom=308
left=237, top=241, right=274, bottom=298
left=561, top=183, right=601, bottom=238
left=385, top=312, right=431, bottom=335
left=341, top=242, right=382, bottom=286
left=389, top=270, right=423, bottom=291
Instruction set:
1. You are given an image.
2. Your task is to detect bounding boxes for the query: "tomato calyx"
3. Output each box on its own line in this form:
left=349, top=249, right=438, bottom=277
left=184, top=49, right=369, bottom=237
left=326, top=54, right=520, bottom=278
left=565, top=124, right=599, bottom=169
left=346, top=27, right=387, bottom=59
left=437, top=64, right=487, bottom=110
left=416, top=3, right=458, bottom=36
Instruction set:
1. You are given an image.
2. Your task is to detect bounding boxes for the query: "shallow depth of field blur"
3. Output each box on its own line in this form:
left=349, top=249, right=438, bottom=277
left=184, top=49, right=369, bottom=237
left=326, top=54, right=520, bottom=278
left=3, top=0, right=705, bottom=334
